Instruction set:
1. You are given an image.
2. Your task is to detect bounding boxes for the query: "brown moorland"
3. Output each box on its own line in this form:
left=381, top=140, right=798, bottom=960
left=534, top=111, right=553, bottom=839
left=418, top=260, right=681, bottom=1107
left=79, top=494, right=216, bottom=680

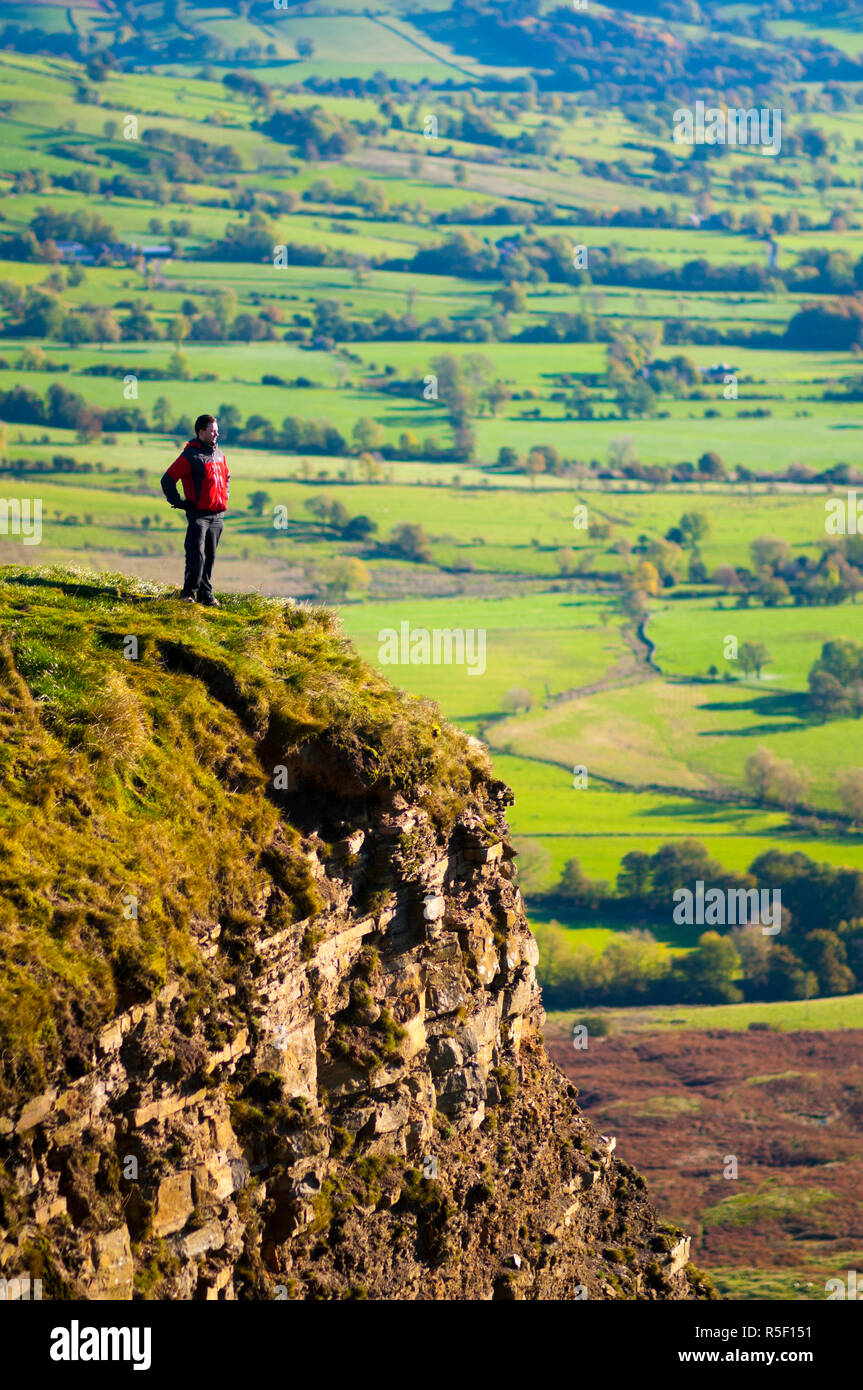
left=545, top=1021, right=863, bottom=1299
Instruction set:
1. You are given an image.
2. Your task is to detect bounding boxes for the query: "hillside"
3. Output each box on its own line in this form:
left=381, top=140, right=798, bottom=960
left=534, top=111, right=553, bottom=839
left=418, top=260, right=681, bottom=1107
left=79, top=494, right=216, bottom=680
left=0, top=567, right=710, bottom=1299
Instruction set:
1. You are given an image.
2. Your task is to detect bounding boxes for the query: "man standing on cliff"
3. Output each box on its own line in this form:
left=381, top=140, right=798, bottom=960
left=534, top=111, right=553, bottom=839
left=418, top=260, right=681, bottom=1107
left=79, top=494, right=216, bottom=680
left=160, top=414, right=229, bottom=606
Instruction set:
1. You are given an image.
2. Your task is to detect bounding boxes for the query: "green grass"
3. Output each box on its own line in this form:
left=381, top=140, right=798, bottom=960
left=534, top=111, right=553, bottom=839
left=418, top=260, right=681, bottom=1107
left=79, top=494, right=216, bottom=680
left=545, top=992, right=863, bottom=1034
left=702, top=1182, right=835, bottom=1231
left=649, top=598, right=862, bottom=689
left=339, top=593, right=624, bottom=735
left=491, top=674, right=863, bottom=813
left=710, top=1258, right=863, bottom=1301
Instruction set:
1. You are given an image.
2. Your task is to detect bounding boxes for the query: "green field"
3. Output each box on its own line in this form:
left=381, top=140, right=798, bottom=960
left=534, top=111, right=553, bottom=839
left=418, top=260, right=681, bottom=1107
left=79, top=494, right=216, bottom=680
left=546, top=991, right=863, bottom=1034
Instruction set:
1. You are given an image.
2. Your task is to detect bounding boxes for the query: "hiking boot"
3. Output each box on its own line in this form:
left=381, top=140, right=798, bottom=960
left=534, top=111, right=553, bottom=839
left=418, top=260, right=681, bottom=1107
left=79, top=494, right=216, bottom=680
left=179, top=591, right=197, bottom=602
left=199, top=595, right=220, bottom=608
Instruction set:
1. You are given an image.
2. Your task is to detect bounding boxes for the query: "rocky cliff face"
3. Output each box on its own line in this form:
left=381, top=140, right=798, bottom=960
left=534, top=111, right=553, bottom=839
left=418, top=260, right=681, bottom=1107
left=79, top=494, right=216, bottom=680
left=0, top=571, right=710, bottom=1301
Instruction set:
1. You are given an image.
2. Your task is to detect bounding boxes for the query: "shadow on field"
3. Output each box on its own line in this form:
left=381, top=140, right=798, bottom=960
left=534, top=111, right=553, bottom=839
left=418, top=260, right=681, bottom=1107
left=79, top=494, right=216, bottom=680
left=698, top=689, right=810, bottom=736
left=3, top=572, right=155, bottom=605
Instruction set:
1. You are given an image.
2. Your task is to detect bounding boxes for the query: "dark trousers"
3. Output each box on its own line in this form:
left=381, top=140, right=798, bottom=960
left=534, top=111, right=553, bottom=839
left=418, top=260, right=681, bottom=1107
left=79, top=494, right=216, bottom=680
left=183, top=512, right=223, bottom=599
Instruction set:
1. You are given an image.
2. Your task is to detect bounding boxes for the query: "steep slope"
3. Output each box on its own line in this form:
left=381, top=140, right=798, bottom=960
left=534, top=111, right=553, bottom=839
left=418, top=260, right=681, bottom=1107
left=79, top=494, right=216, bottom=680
left=0, top=568, right=712, bottom=1300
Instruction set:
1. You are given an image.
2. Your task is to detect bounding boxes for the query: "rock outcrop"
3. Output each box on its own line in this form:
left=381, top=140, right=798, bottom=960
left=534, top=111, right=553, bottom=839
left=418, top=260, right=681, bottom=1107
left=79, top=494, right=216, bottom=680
left=0, top=570, right=711, bottom=1300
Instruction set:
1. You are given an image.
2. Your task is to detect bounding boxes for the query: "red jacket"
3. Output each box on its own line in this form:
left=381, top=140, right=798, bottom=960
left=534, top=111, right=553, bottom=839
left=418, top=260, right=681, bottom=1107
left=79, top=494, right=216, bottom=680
left=161, top=439, right=229, bottom=513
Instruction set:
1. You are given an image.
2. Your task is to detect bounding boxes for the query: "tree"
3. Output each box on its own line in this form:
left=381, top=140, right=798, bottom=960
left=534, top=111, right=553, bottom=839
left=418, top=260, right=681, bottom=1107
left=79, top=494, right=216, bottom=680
left=296, top=38, right=315, bottom=59
left=754, top=572, right=789, bottom=607
left=557, top=857, right=606, bottom=910
left=713, top=563, right=741, bottom=591
left=357, top=452, right=382, bottom=482
left=608, top=435, right=637, bottom=470
left=352, top=417, right=384, bottom=451
left=697, top=450, right=726, bottom=478
left=167, top=349, right=191, bottom=381
left=744, top=746, right=810, bottom=810
left=343, top=514, right=377, bottom=541
left=808, top=669, right=850, bottom=721
left=739, top=641, right=771, bottom=678
left=616, top=851, right=652, bottom=898
left=484, top=381, right=512, bottom=416
left=755, top=943, right=814, bottom=1001
left=837, top=768, right=863, bottom=824
left=676, top=931, right=743, bottom=1004
left=153, top=396, right=172, bottom=433
left=628, top=559, right=660, bottom=598
left=615, top=378, right=656, bottom=419
left=319, top=556, right=370, bottom=600
left=526, top=449, right=546, bottom=487
left=811, top=637, right=863, bottom=688
left=731, top=923, right=773, bottom=991
left=679, top=511, right=710, bottom=549
left=211, top=287, right=238, bottom=332
left=307, top=494, right=348, bottom=528
left=249, top=490, right=272, bottom=516
left=503, top=687, right=533, bottom=714
left=388, top=523, right=433, bottom=563
left=648, top=838, right=721, bottom=902
left=689, top=552, right=708, bottom=583
left=491, top=283, right=527, bottom=314
left=799, top=929, right=855, bottom=996
left=217, top=402, right=242, bottom=434
left=750, top=534, right=790, bottom=571
left=510, top=837, right=551, bottom=894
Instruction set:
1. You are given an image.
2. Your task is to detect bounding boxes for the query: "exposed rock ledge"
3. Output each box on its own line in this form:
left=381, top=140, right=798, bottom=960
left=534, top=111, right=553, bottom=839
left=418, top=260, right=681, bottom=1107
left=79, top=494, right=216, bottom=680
left=1, top=782, right=707, bottom=1301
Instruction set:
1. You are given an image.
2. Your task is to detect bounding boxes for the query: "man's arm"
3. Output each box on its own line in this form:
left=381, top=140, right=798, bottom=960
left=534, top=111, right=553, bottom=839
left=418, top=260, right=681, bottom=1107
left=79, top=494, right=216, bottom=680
left=161, top=453, right=189, bottom=508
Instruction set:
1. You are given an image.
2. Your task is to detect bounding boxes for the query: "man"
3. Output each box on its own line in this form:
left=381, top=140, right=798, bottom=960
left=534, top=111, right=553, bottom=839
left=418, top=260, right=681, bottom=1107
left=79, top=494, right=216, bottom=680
left=160, top=414, right=229, bottom=606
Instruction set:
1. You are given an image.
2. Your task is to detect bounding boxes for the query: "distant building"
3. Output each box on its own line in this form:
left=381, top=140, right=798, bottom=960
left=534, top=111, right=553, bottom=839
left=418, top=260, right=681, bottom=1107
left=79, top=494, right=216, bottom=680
left=129, top=244, right=173, bottom=260
left=54, top=241, right=131, bottom=265
left=700, top=362, right=738, bottom=382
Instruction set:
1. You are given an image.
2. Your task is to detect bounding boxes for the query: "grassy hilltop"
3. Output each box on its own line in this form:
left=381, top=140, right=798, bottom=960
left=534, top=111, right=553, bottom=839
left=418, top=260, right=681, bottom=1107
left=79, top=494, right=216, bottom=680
left=0, top=565, right=480, bottom=1113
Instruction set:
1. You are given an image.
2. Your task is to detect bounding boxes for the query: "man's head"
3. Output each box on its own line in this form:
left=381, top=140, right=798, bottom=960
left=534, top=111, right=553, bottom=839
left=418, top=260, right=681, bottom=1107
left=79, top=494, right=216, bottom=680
left=195, top=414, right=219, bottom=446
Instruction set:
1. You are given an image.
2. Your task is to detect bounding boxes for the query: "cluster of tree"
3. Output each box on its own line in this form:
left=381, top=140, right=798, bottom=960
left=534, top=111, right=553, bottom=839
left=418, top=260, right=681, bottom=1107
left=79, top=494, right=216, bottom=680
left=0, top=453, right=98, bottom=477
left=535, top=840, right=863, bottom=1007
left=134, top=125, right=243, bottom=179
left=302, top=294, right=608, bottom=347
left=0, top=210, right=123, bottom=265
left=304, top=493, right=378, bottom=543
left=0, top=280, right=288, bottom=345
left=412, top=105, right=559, bottom=156
left=412, top=0, right=863, bottom=103
left=0, top=383, right=147, bottom=438
left=222, top=71, right=273, bottom=105
left=29, top=208, right=119, bottom=247
left=404, top=231, right=863, bottom=302
left=259, top=106, right=362, bottom=158
left=661, top=528, right=863, bottom=609
left=785, top=298, right=863, bottom=351
left=0, top=21, right=91, bottom=61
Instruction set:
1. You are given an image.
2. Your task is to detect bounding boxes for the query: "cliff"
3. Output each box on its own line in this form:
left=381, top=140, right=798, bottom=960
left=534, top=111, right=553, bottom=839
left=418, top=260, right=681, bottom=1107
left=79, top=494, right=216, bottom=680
left=0, top=568, right=712, bottom=1300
